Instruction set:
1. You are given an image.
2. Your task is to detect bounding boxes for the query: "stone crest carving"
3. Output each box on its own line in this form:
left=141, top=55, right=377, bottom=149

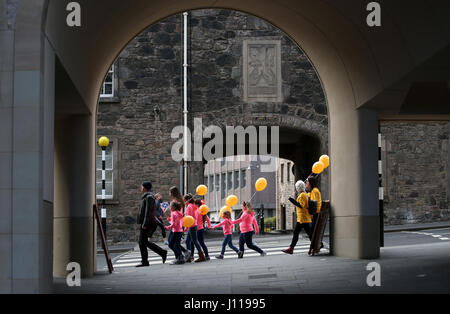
left=243, top=40, right=282, bottom=102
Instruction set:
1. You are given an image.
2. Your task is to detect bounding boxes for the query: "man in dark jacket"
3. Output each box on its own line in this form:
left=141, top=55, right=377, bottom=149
left=136, top=181, right=168, bottom=267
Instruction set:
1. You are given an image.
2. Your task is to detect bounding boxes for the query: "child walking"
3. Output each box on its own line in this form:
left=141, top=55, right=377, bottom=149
left=165, top=201, right=185, bottom=265
left=194, top=198, right=211, bottom=261
left=234, top=201, right=266, bottom=258
left=184, top=194, right=206, bottom=263
left=212, top=211, right=239, bottom=259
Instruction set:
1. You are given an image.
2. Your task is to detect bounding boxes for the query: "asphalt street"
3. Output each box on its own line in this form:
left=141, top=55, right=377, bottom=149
left=384, top=227, right=450, bottom=246
left=96, top=227, right=450, bottom=270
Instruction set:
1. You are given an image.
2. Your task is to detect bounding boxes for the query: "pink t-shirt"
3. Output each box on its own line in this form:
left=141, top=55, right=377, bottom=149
left=184, top=203, right=198, bottom=228
left=196, top=209, right=211, bottom=231
left=213, top=218, right=234, bottom=235
left=233, top=210, right=259, bottom=234
left=166, top=210, right=183, bottom=233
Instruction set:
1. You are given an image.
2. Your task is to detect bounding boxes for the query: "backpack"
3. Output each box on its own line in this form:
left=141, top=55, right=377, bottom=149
left=307, top=199, right=317, bottom=215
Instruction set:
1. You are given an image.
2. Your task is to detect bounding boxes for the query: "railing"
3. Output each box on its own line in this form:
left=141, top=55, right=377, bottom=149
left=263, top=222, right=276, bottom=233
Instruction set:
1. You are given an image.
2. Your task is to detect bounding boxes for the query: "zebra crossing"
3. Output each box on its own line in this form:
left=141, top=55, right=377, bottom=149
left=403, top=230, right=450, bottom=241
left=110, top=241, right=325, bottom=269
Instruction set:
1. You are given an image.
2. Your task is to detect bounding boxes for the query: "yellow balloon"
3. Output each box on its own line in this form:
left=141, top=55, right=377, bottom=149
left=199, top=205, right=209, bottom=215
left=219, top=206, right=232, bottom=218
left=312, top=161, right=325, bottom=174
left=98, top=136, right=110, bottom=147
left=226, top=195, right=238, bottom=207
left=196, top=184, right=208, bottom=196
left=319, top=155, right=330, bottom=168
left=182, top=215, right=195, bottom=228
left=255, top=178, right=267, bottom=191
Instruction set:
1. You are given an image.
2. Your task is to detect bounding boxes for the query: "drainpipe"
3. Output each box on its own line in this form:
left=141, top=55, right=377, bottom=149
left=183, top=12, right=189, bottom=194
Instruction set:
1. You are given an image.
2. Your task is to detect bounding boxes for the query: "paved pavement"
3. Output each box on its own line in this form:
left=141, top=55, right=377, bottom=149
left=55, top=225, right=450, bottom=294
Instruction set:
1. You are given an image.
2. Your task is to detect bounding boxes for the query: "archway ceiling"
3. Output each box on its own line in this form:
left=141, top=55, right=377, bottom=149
left=45, top=0, right=450, bottom=117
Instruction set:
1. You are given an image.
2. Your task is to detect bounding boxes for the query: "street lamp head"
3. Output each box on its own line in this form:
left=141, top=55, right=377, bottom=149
left=98, top=136, right=110, bottom=148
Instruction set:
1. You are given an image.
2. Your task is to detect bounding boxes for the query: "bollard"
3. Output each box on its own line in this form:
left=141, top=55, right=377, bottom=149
left=260, top=204, right=265, bottom=234
left=98, top=136, right=110, bottom=240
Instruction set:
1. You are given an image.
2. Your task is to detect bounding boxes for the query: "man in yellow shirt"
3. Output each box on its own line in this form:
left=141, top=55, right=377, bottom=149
left=282, top=180, right=313, bottom=255
left=306, top=176, right=323, bottom=249
left=306, top=176, right=321, bottom=229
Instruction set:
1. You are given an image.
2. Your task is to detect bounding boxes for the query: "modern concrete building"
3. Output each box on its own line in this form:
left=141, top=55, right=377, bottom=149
left=1, top=0, right=450, bottom=293
left=276, top=158, right=297, bottom=231
left=203, top=155, right=277, bottom=223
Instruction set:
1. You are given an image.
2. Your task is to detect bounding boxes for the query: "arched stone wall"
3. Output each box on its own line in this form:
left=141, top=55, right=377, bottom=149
left=8, top=0, right=450, bottom=292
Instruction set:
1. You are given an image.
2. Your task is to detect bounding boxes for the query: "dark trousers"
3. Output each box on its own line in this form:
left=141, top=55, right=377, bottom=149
left=186, top=226, right=203, bottom=254
left=168, top=232, right=183, bottom=258
left=221, top=234, right=239, bottom=255
left=197, top=228, right=209, bottom=257
left=138, top=226, right=166, bottom=263
left=168, top=230, right=186, bottom=253
left=239, top=231, right=263, bottom=254
left=148, top=220, right=166, bottom=238
left=290, top=222, right=312, bottom=248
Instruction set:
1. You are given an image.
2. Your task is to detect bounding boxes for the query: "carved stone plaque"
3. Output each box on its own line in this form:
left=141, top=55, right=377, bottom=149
left=243, top=40, right=282, bottom=102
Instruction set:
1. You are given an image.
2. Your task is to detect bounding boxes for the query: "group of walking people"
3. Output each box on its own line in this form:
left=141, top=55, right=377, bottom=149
left=136, top=181, right=265, bottom=267
left=282, top=176, right=322, bottom=254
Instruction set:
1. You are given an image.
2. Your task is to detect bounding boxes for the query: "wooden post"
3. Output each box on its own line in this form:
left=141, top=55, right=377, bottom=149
left=94, top=204, right=113, bottom=273
left=308, top=201, right=329, bottom=256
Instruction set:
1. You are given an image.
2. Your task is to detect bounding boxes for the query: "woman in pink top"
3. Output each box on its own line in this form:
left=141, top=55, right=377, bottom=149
left=183, top=194, right=206, bottom=263
left=212, top=211, right=239, bottom=259
left=165, top=201, right=185, bottom=265
left=194, top=199, right=211, bottom=261
left=233, top=201, right=266, bottom=258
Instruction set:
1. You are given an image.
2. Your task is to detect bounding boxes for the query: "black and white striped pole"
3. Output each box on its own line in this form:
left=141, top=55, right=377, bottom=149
left=378, top=125, right=384, bottom=247
left=98, top=136, right=110, bottom=241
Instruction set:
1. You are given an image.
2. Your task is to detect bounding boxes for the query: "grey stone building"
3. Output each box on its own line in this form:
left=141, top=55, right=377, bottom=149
left=380, top=121, right=450, bottom=224
left=97, top=9, right=329, bottom=243
left=96, top=9, right=450, bottom=244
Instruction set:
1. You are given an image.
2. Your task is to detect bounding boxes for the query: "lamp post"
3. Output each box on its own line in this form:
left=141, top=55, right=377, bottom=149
left=98, top=136, right=110, bottom=240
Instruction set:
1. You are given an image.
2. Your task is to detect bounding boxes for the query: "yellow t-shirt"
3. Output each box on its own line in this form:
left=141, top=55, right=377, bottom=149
left=310, top=188, right=322, bottom=213
left=296, top=192, right=312, bottom=224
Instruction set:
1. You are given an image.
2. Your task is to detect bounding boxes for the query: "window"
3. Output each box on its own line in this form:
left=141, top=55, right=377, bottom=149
left=215, top=174, right=220, bottom=191
left=227, top=172, right=233, bottom=190
left=280, top=163, right=284, bottom=183
left=221, top=173, right=226, bottom=199
left=234, top=170, right=240, bottom=189
left=287, top=162, right=291, bottom=182
left=96, top=143, right=114, bottom=199
left=240, top=169, right=246, bottom=188
left=100, top=65, right=114, bottom=97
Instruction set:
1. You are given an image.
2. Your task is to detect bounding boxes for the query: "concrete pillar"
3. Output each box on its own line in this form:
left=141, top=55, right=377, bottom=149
left=330, top=108, right=380, bottom=259
left=0, top=7, right=15, bottom=293
left=0, top=0, right=54, bottom=293
left=54, top=114, right=96, bottom=278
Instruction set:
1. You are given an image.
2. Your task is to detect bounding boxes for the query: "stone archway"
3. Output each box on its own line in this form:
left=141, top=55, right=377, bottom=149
left=10, top=0, right=450, bottom=293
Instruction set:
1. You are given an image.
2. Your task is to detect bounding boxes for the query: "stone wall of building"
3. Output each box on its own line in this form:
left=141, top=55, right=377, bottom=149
left=380, top=121, right=450, bottom=225
left=97, top=9, right=328, bottom=244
